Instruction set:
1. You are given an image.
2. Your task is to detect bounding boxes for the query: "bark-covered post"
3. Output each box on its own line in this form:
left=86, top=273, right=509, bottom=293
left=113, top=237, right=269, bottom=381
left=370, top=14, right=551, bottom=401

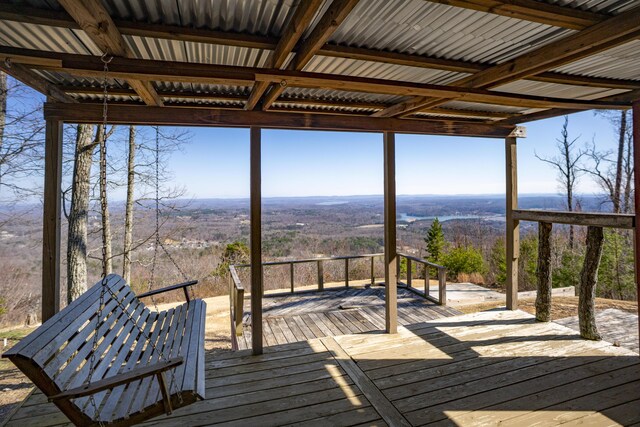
left=579, top=226, right=604, bottom=340
left=122, top=125, right=136, bottom=283
left=535, top=221, right=553, bottom=321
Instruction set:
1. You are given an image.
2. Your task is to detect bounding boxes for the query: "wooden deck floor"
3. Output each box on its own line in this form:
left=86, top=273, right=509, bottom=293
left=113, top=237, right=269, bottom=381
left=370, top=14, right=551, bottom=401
left=236, top=286, right=462, bottom=350
left=5, top=309, right=639, bottom=427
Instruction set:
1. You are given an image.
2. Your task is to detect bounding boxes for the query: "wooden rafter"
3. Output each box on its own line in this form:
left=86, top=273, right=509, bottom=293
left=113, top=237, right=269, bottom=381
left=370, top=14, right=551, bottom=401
left=1, top=2, right=638, bottom=92
left=57, top=0, right=162, bottom=106
left=245, top=0, right=323, bottom=111
left=43, top=102, right=520, bottom=138
left=0, top=62, right=75, bottom=103
left=261, top=0, right=361, bottom=110
left=373, top=6, right=640, bottom=118
left=421, top=0, right=606, bottom=30
left=0, top=46, right=632, bottom=111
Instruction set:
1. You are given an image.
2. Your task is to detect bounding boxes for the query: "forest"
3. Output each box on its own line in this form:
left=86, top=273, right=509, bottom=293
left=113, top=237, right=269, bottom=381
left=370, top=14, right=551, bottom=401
left=0, top=73, right=636, bottom=327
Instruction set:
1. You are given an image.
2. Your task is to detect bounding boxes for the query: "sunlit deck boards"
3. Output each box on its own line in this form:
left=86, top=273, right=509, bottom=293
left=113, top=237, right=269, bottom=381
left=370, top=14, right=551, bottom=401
left=237, top=286, right=462, bottom=350
left=4, top=309, right=639, bottom=427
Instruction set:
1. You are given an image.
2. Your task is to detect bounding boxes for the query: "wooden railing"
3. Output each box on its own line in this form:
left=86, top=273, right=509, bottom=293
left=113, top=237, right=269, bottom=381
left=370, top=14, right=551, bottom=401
left=513, top=209, right=635, bottom=339
left=228, top=252, right=448, bottom=340
left=397, top=252, right=447, bottom=305
left=228, top=265, right=244, bottom=350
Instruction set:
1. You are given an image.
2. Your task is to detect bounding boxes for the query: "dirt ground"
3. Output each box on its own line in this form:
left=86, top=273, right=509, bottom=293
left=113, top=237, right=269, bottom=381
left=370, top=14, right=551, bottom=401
left=0, top=294, right=636, bottom=423
left=458, top=296, right=639, bottom=319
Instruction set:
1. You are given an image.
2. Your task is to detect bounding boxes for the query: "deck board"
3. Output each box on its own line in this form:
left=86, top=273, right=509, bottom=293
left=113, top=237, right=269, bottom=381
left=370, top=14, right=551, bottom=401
left=4, top=308, right=639, bottom=427
left=238, top=286, right=461, bottom=350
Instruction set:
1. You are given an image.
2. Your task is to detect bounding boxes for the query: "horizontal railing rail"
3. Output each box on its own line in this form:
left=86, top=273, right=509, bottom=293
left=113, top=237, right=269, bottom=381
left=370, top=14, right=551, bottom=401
left=229, top=252, right=448, bottom=340
left=397, top=252, right=447, bottom=305
left=513, top=209, right=635, bottom=229
left=228, top=265, right=244, bottom=350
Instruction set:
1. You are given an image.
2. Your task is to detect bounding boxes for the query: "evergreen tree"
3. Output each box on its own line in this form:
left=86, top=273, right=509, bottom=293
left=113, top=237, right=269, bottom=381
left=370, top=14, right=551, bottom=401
left=424, top=218, right=445, bottom=263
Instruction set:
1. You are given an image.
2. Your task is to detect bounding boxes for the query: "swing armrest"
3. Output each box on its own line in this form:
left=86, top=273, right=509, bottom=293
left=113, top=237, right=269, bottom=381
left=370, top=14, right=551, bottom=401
left=137, top=280, right=199, bottom=302
left=49, top=357, right=184, bottom=402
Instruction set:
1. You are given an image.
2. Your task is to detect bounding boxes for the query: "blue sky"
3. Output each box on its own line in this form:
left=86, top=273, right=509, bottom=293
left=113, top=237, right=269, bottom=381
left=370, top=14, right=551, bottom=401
left=170, top=110, right=619, bottom=198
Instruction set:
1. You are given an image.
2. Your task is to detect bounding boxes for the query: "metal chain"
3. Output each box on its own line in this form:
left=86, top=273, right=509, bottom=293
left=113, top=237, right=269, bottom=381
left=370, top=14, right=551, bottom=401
left=84, top=53, right=112, bottom=425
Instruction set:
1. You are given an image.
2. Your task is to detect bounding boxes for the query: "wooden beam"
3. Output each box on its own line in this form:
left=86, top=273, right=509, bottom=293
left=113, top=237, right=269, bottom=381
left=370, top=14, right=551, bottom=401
left=422, top=0, right=606, bottom=30
left=42, top=117, right=63, bottom=321
left=0, top=62, right=75, bottom=103
left=43, top=102, right=519, bottom=137
left=262, top=0, right=361, bottom=110
left=383, top=131, right=398, bottom=334
left=255, top=72, right=630, bottom=110
left=250, top=126, right=263, bottom=355
left=2, top=46, right=634, bottom=112
left=505, top=137, right=519, bottom=310
left=245, top=0, right=323, bottom=110
left=632, top=99, right=640, bottom=345
left=513, top=209, right=635, bottom=229
left=375, top=7, right=640, bottom=117
left=57, top=0, right=163, bottom=106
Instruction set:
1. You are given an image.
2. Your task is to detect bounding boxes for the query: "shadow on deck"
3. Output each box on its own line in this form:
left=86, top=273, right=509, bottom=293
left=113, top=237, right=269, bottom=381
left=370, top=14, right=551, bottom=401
left=6, top=309, right=639, bottom=427
left=236, top=285, right=462, bottom=350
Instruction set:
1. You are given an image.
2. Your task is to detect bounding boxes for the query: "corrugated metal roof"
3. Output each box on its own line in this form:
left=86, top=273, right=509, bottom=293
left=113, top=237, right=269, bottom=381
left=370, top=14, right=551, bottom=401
left=282, top=87, right=407, bottom=105
left=541, top=0, right=639, bottom=14
left=0, top=20, right=101, bottom=54
left=552, top=40, right=640, bottom=80
left=303, top=55, right=467, bottom=85
left=330, top=0, right=572, bottom=64
left=494, top=80, right=630, bottom=100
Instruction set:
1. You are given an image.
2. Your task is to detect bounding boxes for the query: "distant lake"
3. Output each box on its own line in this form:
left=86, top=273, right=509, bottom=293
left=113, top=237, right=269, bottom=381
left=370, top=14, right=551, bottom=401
left=316, top=201, right=349, bottom=206
left=399, top=213, right=484, bottom=223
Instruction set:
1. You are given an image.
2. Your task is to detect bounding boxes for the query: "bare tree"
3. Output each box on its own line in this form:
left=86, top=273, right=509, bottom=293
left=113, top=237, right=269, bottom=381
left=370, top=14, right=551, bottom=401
left=123, top=125, right=136, bottom=283
left=536, top=116, right=584, bottom=248
left=66, top=124, right=96, bottom=303
left=97, top=124, right=113, bottom=275
left=583, top=111, right=633, bottom=214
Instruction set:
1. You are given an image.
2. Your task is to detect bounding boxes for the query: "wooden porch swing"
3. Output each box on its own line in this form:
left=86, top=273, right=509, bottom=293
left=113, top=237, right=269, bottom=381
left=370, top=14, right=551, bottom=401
left=3, top=55, right=206, bottom=426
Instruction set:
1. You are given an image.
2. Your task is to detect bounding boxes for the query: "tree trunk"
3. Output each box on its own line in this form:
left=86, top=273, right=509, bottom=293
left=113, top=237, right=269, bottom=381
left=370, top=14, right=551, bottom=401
left=98, top=124, right=112, bottom=275
left=535, top=222, right=553, bottom=322
left=579, top=226, right=604, bottom=340
left=122, top=125, right=136, bottom=283
left=66, top=124, right=95, bottom=303
left=0, top=72, right=6, bottom=189
left=613, top=111, right=626, bottom=213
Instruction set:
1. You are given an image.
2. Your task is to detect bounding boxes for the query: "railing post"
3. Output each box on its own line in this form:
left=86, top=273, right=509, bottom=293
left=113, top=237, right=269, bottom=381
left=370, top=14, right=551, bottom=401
left=535, top=221, right=553, bottom=322
left=345, top=258, right=349, bottom=287
left=317, top=260, right=324, bottom=291
left=407, top=258, right=412, bottom=287
left=396, top=254, right=401, bottom=284
left=290, top=262, right=294, bottom=293
left=424, top=264, right=429, bottom=297
left=438, top=267, right=447, bottom=305
left=370, top=256, right=375, bottom=285
left=236, top=288, right=244, bottom=336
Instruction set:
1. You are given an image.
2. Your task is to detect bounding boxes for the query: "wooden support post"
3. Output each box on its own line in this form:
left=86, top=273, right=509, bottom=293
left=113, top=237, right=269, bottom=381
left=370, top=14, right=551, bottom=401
left=290, top=262, right=294, bottom=293
left=407, top=258, right=412, bottom=287
left=42, top=118, right=63, bottom=322
left=317, top=260, right=324, bottom=291
left=438, top=268, right=447, bottom=305
left=505, top=137, right=520, bottom=310
left=250, top=126, right=263, bottom=355
left=579, top=226, right=604, bottom=340
left=424, top=264, right=429, bottom=297
left=536, top=221, right=553, bottom=322
left=632, top=99, right=640, bottom=345
left=370, top=256, right=375, bottom=286
left=384, top=131, right=398, bottom=333
left=345, top=258, right=349, bottom=287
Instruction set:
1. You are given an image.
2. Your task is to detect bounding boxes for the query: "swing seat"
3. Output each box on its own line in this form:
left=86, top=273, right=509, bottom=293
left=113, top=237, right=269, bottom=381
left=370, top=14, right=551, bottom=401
left=3, top=274, right=206, bottom=426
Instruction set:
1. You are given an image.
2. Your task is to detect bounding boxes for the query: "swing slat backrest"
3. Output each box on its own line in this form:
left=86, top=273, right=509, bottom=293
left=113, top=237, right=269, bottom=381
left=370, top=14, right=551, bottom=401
left=3, top=274, right=206, bottom=426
